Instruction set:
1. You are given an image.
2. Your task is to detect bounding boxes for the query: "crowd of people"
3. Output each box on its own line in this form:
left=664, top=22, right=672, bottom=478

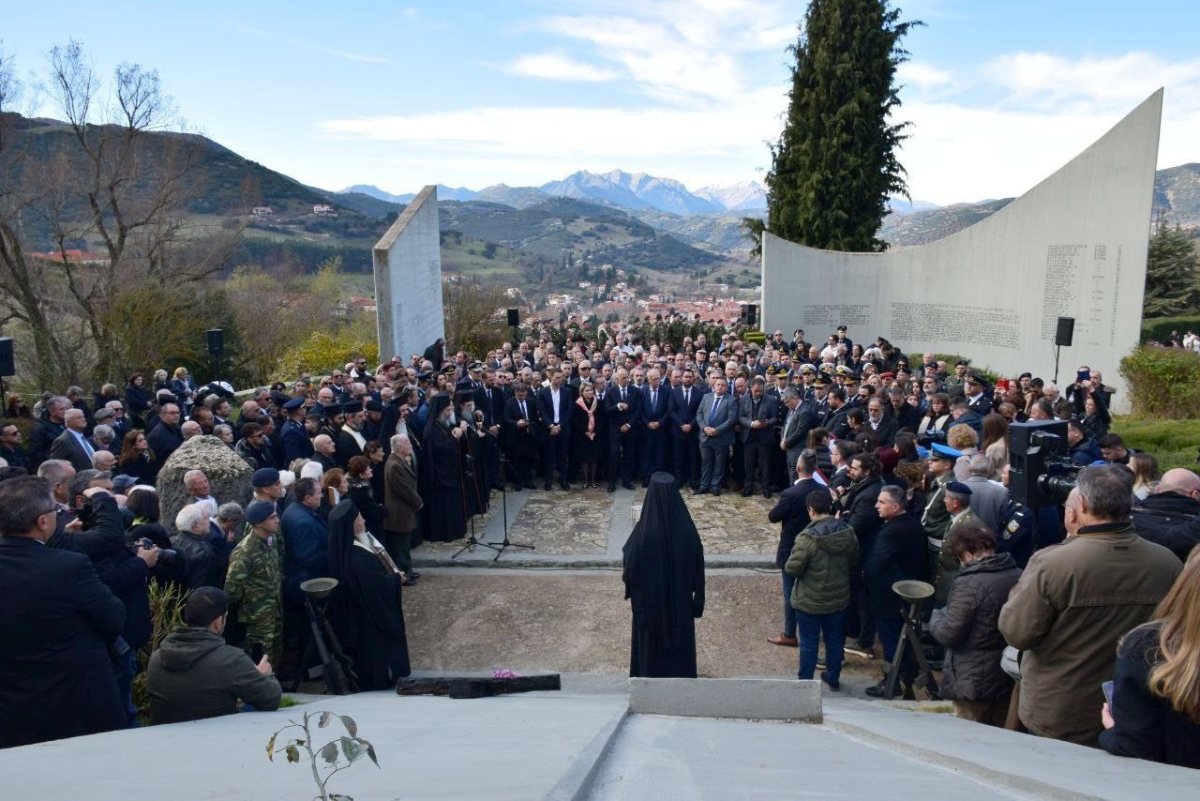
left=1, top=318, right=1198, bottom=768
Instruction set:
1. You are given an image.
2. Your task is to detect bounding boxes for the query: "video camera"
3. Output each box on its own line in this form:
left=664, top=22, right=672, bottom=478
left=1008, top=419, right=1078, bottom=508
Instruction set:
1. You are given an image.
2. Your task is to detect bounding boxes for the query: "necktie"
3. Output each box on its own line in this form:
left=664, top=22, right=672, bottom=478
left=651, top=390, right=656, bottom=408
left=621, top=387, right=626, bottom=402
left=685, top=389, right=691, bottom=406
left=709, top=396, right=721, bottom=424
left=519, top=401, right=526, bottom=419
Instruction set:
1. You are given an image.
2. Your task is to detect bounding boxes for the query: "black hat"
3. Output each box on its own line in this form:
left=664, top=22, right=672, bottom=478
left=342, top=400, right=363, bottom=415
left=270, top=391, right=291, bottom=407
left=454, top=388, right=476, bottom=405
left=365, top=400, right=384, bottom=413
left=965, top=373, right=984, bottom=385
left=837, top=325, right=848, bottom=332
left=283, top=397, right=306, bottom=411
left=945, top=481, right=973, bottom=496
left=813, top=374, right=831, bottom=387
left=323, top=403, right=343, bottom=419
left=305, top=407, right=323, bottom=419
left=417, top=371, right=433, bottom=382
left=251, top=468, right=281, bottom=488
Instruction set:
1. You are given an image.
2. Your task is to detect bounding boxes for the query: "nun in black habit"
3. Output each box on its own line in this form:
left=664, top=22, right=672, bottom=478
left=327, top=499, right=411, bottom=690
left=622, top=471, right=706, bottom=678
left=422, top=393, right=466, bottom=542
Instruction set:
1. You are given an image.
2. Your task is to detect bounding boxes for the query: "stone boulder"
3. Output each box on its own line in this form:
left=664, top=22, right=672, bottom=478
left=157, top=435, right=253, bottom=533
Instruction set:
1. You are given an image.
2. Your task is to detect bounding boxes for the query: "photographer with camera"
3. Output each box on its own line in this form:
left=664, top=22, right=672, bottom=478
left=146, top=586, right=281, bottom=724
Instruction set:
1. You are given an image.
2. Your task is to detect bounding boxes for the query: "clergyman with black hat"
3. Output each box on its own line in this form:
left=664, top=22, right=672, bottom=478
left=224, top=500, right=285, bottom=665
left=335, top=400, right=368, bottom=469
left=146, top=586, right=281, bottom=724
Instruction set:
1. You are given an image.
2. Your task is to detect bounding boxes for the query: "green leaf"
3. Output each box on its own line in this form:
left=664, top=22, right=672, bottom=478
left=285, top=744, right=300, bottom=764
left=358, top=737, right=380, bottom=768
left=321, top=740, right=339, bottom=765
left=266, top=733, right=277, bottom=761
left=340, top=736, right=361, bottom=763
left=319, top=711, right=333, bottom=729
left=340, top=715, right=358, bottom=737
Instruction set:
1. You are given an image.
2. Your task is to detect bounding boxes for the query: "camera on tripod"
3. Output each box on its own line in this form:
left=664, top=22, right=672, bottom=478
left=1008, top=419, right=1078, bottom=508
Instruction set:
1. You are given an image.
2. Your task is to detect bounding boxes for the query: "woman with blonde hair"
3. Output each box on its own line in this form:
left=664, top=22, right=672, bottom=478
left=1129, top=453, right=1160, bottom=500
left=1101, top=549, right=1200, bottom=767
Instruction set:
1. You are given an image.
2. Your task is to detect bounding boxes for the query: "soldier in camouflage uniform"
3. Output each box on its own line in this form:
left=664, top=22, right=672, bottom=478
left=225, top=501, right=285, bottom=664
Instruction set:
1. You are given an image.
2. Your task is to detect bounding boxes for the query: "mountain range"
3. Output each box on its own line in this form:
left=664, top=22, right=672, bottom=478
left=338, top=170, right=774, bottom=215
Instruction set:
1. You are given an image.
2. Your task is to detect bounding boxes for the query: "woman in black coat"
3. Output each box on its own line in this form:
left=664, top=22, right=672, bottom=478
left=929, top=524, right=1022, bottom=726
left=1101, top=549, right=1200, bottom=768
left=327, top=500, right=410, bottom=691
left=124, top=373, right=151, bottom=430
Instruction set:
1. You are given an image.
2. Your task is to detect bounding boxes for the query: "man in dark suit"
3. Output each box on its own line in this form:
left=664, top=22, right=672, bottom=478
left=639, top=367, right=671, bottom=486
left=48, top=408, right=96, bottom=471
left=0, top=477, right=127, bottom=748
left=503, top=382, right=541, bottom=490
left=696, top=376, right=736, bottom=495
left=605, top=368, right=642, bottom=492
left=739, top=376, right=781, bottom=498
left=767, top=450, right=829, bottom=646
left=536, top=368, right=572, bottom=490
left=821, top=388, right=852, bottom=440
left=669, top=369, right=705, bottom=491
left=147, top=403, right=184, bottom=477
left=779, top=388, right=814, bottom=474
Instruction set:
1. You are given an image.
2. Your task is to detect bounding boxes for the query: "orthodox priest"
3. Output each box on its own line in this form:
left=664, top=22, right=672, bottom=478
left=622, top=471, right=706, bottom=678
left=326, top=499, right=410, bottom=691
left=455, top=388, right=491, bottom=521
left=422, top=394, right=466, bottom=542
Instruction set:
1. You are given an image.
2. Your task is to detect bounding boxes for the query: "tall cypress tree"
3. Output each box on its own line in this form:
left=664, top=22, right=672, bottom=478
left=758, top=1, right=918, bottom=252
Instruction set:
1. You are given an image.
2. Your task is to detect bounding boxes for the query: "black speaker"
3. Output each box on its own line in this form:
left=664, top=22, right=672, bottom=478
left=206, top=328, right=225, bottom=356
left=1054, top=317, right=1075, bottom=347
left=0, top=337, right=13, bottom=377
left=746, top=304, right=758, bottom=328
left=507, top=309, right=520, bottom=328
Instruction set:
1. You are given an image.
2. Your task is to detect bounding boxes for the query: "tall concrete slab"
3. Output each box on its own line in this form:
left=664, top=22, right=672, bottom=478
left=373, top=184, right=445, bottom=361
left=761, top=91, right=1164, bottom=411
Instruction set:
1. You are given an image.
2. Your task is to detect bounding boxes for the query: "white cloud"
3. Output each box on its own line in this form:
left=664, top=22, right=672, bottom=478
left=984, top=51, right=1200, bottom=111
left=503, top=52, right=618, bottom=82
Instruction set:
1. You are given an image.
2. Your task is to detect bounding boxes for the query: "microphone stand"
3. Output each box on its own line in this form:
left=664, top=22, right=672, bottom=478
left=452, top=421, right=500, bottom=559
left=485, top=445, right=534, bottom=561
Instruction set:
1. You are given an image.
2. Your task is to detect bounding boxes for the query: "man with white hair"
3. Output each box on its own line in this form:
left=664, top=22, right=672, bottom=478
left=48, top=408, right=95, bottom=471
left=384, top=434, right=422, bottom=582
left=172, top=501, right=227, bottom=590
left=184, top=470, right=217, bottom=506
left=91, top=449, right=118, bottom=472
left=312, top=434, right=337, bottom=472
left=181, top=420, right=203, bottom=440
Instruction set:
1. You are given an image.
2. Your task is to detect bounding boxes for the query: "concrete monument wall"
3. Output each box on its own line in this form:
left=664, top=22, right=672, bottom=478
left=373, top=184, right=445, bottom=360
left=761, top=91, right=1163, bottom=413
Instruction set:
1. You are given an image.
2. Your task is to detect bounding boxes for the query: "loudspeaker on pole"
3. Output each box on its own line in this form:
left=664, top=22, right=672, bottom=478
left=506, top=309, right=520, bottom=328
left=1054, top=317, right=1075, bottom=347
left=206, top=329, right=225, bottom=356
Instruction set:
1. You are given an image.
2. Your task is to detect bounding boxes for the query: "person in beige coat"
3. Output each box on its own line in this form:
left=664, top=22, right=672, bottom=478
left=384, top=434, right=423, bottom=582
left=999, top=465, right=1181, bottom=746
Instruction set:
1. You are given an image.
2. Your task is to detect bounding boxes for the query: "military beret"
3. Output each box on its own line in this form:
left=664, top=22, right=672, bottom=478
left=945, top=480, right=973, bottom=495
left=251, top=468, right=281, bottom=488
left=245, top=501, right=277, bottom=525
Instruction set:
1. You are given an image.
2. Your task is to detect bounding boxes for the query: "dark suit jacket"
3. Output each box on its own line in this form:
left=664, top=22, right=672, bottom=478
left=384, top=452, right=423, bottom=533
left=641, top=384, right=671, bottom=431
left=535, top=385, right=573, bottom=440
left=865, top=512, right=928, bottom=617
left=334, top=427, right=367, bottom=469
left=669, top=385, right=706, bottom=433
left=49, top=429, right=95, bottom=471
left=503, top=395, right=542, bottom=444
left=0, top=536, right=126, bottom=748
left=605, top=383, right=643, bottom=435
left=738, top=392, right=780, bottom=444
left=866, top=415, right=900, bottom=447
left=769, top=477, right=829, bottom=568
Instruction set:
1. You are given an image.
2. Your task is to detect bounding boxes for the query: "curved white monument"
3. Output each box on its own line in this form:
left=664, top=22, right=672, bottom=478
left=374, top=184, right=446, bottom=361
left=761, top=91, right=1163, bottom=412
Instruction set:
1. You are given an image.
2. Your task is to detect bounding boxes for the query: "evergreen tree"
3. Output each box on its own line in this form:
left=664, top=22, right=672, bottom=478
left=751, top=1, right=918, bottom=253
left=1143, top=213, right=1200, bottom=317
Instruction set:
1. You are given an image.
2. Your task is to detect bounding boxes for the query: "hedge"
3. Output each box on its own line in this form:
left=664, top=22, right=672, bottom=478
left=1110, top=417, right=1198, bottom=473
left=906, top=353, right=1000, bottom=384
left=1118, top=346, right=1200, bottom=419
left=1141, top=317, right=1200, bottom=344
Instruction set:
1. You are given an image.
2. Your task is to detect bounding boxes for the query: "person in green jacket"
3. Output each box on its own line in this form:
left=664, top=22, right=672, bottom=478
left=146, top=587, right=281, bottom=724
left=225, top=501, right=285, bottom=665
left=785, top=491, right=860, bottom=690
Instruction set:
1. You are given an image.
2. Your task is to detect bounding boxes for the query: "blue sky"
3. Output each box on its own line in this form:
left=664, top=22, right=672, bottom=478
left=3, top=1, right=1198, bottom=205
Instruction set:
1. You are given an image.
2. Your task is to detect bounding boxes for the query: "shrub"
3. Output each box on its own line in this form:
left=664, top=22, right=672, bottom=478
left=1141, top=317, right=1200, bottom=344
left=1119, top=346, right=1200, bottom=419
left=272, top=321, right=379, bottom=383
left=1110, top=417, right=1198, bottom=473
left=905, top=353, right=999, bottom=384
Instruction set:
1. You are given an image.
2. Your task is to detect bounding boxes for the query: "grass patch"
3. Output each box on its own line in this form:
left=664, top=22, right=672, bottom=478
left=1111, top=416, right=1198, bottom=472
left=280, top=696, right=300, bottom=708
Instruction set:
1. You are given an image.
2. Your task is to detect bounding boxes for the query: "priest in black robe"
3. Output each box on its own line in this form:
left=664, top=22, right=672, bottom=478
left=327, top=499, right=410, bottom=690
left=622, top=471, right=706, bottom=678
left=455, top=389, right=491, bottom=520
left=422, top=393, right=466, bottom=542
